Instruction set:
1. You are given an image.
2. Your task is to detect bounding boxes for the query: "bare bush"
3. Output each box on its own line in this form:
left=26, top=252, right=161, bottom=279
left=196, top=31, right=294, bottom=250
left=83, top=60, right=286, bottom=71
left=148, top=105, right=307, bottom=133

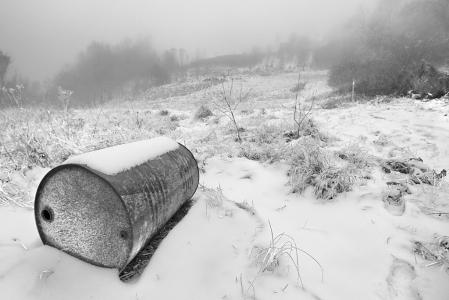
left=194, top=105, right=213, bottom=120
left=209, top=75, right=253, bottom=142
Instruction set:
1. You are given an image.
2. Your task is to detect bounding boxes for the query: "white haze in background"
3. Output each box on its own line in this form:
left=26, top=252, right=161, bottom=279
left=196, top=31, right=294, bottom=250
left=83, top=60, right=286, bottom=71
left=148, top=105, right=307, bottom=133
left=0, top=0, right=374, bottom=82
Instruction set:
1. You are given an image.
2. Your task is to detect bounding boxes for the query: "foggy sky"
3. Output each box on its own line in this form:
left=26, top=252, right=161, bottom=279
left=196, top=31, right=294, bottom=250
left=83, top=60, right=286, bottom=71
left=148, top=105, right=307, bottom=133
left=0, top=0, right=372, bottom=82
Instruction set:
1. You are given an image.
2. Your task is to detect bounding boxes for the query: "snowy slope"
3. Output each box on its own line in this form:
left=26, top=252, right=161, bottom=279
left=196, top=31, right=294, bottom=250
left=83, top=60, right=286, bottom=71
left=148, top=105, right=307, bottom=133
left=1, top=74, right=448, bottom=300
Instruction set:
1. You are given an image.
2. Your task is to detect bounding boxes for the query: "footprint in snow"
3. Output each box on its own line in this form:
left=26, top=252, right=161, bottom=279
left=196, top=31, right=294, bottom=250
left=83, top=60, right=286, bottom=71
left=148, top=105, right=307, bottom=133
left=387, top=259, right=421, bottom=300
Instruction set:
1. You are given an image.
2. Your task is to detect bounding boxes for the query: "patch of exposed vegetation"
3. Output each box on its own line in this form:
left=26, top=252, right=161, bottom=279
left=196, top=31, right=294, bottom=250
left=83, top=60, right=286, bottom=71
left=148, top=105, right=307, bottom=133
left=194, top=105, right=213, bottom=120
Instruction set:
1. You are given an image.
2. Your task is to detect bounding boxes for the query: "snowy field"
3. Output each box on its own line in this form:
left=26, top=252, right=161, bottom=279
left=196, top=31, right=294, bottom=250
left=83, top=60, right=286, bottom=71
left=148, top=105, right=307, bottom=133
left=1, top=71, right=448, bottom=300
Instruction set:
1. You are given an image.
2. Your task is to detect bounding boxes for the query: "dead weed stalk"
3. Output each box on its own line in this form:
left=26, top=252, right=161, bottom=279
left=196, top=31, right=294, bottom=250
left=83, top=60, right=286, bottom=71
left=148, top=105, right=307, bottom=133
left=246, top=220, right=323, bottom=294
left=293, top=71, right=315, bottom=139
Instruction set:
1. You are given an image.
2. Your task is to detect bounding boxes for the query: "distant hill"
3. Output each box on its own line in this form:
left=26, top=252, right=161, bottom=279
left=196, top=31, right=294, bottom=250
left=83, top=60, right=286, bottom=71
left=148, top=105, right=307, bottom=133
left=188, top=53, right=261, bottom=69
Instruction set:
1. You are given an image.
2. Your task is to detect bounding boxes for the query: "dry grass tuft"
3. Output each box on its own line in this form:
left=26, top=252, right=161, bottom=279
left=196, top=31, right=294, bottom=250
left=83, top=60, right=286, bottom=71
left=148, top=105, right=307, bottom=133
left=414, top=234, right=449, bottom=274
left=200, top=183, right=227, bottom=208
left=0, top=180, right=33, bottom=209
left=159, top=109, right=170, bottom=116
left=234, top=199, right=256, bottom=215
left=194, top=105, right=213, bottom=120
left=287, top=139, right=366, bottom=201
left=247, top=220, right=323, bottom=293
left=238, top=142, right=286, bottom=164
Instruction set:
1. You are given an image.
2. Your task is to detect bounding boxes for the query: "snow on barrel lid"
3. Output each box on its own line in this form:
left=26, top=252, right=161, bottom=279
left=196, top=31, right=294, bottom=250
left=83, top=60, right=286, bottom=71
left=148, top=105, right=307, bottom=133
left=64, top=137, right=179, bottom=175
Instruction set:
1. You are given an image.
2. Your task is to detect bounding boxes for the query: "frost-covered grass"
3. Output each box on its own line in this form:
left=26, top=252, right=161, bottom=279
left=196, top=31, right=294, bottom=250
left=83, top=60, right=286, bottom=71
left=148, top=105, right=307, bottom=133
left=1, top=70, right=449, bottom=299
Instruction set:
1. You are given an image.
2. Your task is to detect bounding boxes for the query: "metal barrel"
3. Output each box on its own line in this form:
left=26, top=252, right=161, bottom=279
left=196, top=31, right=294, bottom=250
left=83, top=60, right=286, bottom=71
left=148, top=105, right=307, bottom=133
left=34, top=137, right=199, bottom=271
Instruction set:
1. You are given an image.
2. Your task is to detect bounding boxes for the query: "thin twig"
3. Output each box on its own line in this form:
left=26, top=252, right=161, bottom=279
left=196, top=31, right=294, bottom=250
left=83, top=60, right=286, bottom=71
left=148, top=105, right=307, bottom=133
left=93, top=102, right=106, bottom=134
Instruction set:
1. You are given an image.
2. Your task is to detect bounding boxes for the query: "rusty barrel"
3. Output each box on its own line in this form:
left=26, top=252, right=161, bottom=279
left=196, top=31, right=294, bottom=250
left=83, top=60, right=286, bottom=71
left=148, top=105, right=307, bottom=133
left=34, top=136, right=199, bottom=271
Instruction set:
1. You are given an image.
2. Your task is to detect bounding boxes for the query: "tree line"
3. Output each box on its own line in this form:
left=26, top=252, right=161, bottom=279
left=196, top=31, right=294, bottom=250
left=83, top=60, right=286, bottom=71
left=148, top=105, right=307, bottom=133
left=0, top=36, right=313, bottom=108
left=326, top=0, right=449, bottom=96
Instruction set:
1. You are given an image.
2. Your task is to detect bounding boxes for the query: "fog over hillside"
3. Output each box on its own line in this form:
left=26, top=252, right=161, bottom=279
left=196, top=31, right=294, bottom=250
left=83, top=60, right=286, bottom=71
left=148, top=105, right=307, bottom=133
left=0, top=0, right=373, bottom=82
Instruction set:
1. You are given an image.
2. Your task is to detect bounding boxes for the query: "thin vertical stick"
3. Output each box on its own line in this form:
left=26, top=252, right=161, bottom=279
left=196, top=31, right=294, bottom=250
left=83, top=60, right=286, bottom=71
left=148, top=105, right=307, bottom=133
left=352, top=79, right=355, bottom=102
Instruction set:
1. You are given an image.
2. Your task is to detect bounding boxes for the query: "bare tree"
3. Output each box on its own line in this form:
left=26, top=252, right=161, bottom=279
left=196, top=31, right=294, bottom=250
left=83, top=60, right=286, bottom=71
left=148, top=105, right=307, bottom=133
left=210, top=74, right=253, bottom=143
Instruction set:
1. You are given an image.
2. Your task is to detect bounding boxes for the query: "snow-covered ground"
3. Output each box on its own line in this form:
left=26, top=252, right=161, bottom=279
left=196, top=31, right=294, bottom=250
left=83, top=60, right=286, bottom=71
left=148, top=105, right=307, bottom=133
left=1, top=71, right=448, bottom=299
